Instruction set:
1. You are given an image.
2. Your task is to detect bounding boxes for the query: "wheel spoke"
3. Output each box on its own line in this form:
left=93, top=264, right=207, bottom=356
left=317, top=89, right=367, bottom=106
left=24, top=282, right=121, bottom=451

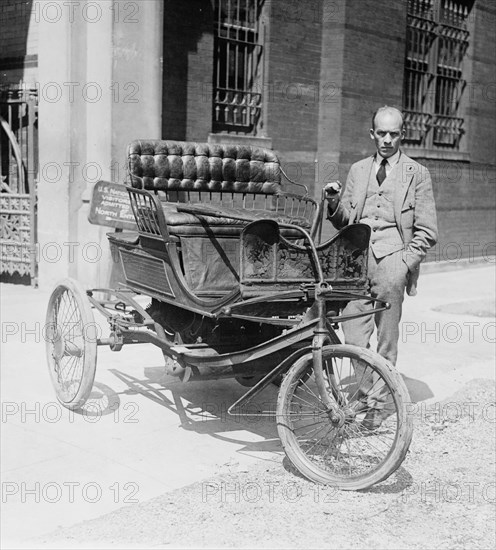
left=289, top=391, right=326, bottom=411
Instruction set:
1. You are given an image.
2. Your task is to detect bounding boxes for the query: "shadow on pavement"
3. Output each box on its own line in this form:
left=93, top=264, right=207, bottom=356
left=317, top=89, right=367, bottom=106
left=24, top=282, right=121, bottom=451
left=402, top=374, right=434, bottom=403
left=107, top=367, right=281, bottom=447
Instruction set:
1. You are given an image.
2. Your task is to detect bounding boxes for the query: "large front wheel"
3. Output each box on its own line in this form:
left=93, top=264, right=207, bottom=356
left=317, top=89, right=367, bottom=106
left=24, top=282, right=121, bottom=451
left=277, top=344, right=413, bottom=490
left=45, top=278, right=97, bottom=410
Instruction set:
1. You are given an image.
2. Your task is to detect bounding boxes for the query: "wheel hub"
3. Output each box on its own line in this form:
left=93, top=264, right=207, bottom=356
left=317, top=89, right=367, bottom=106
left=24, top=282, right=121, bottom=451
left=327, top=408, right=346, bottom=428
left=51, top=332, right=83, bottom=360
left=52, top=333, right=66, bottom=362
left=327, top=406, right=359, bottom=428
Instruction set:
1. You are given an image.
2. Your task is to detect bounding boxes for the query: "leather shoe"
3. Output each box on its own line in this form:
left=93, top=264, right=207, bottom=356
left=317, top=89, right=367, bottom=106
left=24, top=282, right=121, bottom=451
left=361, top=409, right=385, bottom=431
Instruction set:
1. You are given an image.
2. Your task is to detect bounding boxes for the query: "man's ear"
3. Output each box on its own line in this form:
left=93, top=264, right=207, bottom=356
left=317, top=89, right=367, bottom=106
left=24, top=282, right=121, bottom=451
left=369, top=128, right=375, bottom=140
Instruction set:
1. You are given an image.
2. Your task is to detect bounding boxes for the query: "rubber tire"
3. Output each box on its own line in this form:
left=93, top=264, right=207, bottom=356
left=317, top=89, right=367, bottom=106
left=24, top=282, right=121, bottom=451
left=277, top=344, right=413, bottom=491
left=45, top=278, right=97, bottom=410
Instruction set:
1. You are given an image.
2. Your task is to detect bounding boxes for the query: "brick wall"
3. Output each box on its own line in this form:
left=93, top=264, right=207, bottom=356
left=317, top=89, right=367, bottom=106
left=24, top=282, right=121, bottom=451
left=421, top=0, right=496, bottom=262
left=266, top=0, right=323, bottom=197
left=339, top=0, right=408, bottom=167
left=466, top=0, right=496, bottom=165
left=0, top=0, right=36, bottom=57
left=421, top=159, right=496, bottom=264
left=161, top=0, right=213, bottom=141
left=0, top=0, right=38, bottom=85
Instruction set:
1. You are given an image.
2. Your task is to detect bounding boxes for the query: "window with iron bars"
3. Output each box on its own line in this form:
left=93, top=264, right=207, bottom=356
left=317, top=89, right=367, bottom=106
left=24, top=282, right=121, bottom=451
left=212, top=0, right=265, bottom=134
left=403, top=0, right=473, bottom=149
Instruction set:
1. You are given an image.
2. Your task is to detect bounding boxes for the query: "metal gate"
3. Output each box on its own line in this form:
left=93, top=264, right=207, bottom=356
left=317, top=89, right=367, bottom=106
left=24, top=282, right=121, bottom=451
left=0, top=87, right=38, bottom=285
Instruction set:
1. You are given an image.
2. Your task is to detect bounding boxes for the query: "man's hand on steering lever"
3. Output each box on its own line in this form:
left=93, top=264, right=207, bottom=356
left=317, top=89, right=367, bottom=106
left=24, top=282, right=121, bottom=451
left=324, top=181, right=342, bottom=213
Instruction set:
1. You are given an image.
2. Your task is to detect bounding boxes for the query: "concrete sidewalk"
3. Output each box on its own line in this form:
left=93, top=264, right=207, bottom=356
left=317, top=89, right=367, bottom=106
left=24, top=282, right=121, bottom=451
left=1, top=264, right=495, bottom=547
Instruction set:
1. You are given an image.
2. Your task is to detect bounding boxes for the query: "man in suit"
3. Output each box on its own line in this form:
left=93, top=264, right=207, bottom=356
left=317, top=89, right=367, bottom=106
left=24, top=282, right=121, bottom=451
left=325, top=106, right=438, bottom=428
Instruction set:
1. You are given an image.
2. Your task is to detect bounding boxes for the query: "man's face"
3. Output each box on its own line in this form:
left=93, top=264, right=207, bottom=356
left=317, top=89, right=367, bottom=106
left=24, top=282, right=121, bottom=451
left=370, top=111, right=404, bottom=159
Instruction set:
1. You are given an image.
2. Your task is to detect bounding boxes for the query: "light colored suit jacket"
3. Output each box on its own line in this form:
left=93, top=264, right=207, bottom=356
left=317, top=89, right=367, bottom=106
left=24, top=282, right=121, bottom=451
left=328, top=152, right=438, bottom=296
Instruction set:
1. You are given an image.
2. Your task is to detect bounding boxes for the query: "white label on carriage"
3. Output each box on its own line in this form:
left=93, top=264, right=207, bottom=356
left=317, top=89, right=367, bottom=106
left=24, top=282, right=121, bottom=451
left=88, top=180, right=138, bottom=230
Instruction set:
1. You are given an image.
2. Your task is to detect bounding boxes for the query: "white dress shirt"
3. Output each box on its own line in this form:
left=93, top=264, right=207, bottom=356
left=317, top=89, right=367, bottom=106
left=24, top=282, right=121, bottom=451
left=373, top=150, right=401, bottom=179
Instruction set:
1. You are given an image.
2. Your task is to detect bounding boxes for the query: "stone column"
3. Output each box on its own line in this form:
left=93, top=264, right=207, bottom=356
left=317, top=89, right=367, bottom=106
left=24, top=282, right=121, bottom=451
left=37, top=2, right=77, bottom=289
left=37, top=0, right=163, bottom=289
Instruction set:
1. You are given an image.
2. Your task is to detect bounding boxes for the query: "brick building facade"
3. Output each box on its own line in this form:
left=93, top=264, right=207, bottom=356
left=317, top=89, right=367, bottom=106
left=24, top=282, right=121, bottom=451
left=1, top=0, right=494, bottom=287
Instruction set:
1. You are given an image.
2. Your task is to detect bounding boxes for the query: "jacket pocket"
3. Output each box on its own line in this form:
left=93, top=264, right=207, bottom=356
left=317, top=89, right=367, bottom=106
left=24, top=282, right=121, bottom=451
left=401, top=202, right=414, bottom=212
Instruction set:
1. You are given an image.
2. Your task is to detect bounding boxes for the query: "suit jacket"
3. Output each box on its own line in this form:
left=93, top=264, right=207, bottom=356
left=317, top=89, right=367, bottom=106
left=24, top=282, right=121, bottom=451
left=328, top=152, right=438, bottom=296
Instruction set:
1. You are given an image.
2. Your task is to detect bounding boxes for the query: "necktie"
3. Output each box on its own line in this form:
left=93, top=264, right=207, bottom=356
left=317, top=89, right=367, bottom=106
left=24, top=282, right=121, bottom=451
left=376, top=158, right=388, bottom=185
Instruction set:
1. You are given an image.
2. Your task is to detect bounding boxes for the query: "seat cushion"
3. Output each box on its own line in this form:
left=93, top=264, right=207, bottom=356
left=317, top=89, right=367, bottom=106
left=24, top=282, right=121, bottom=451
left=161, top=203, right=310, bottom=237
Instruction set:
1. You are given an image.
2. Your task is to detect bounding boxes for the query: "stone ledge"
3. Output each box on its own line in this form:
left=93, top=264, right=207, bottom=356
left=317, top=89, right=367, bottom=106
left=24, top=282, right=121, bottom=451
left=208, top=133, right=273, bottom=149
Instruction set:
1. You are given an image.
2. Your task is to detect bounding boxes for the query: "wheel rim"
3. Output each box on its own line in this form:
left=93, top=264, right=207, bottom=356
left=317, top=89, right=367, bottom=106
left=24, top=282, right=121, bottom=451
left=280, top=351, right=403, bottom=482
left=46, top=287, right=92, bottom=403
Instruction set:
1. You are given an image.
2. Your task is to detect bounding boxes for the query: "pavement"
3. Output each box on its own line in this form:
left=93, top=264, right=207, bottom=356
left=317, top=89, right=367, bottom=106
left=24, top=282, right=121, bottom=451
left=1, top=262, right=495, bottom=548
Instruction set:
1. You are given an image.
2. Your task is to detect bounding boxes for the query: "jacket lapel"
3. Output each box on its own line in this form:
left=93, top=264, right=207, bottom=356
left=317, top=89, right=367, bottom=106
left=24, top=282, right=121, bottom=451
left=352, top=156, right=374, bottom=222
left=393, top=152, right=415, bottom=224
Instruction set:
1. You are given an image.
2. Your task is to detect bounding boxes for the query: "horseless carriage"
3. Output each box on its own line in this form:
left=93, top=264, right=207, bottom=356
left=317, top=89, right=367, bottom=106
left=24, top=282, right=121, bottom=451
left=45, top=140, right=413, bottom=490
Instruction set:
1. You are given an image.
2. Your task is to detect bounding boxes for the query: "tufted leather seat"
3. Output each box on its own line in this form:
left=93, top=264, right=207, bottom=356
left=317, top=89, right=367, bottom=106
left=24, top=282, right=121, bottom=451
left=128, top=140, right=281, bottom=194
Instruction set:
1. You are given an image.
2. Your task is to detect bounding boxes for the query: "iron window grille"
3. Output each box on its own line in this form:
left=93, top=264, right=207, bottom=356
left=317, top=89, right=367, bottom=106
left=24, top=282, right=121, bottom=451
left=213, top=0, right=265, bottom=134
left=403, top=0, right=471, bottom=149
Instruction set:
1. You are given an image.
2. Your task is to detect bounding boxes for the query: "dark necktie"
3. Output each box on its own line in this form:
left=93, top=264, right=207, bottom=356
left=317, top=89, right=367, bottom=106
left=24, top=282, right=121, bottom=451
left=376, top=158, right=388, bottom=185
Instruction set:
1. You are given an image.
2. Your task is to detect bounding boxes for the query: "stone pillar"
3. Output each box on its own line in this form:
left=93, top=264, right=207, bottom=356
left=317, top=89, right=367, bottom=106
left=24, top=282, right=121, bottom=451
left=316, top=0, right=346, bottom=189
left=316, top=0, right=347, bottom=241
left=111, top=0, right=163, bottom=171
left=37, top=3, right=75, bottom=289
left=37, top=0, right=163, bottom=289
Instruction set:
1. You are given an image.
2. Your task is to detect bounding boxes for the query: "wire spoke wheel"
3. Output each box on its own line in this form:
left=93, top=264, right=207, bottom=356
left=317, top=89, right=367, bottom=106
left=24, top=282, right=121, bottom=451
left=45, top=278, right=97, bottom=410
left=277, top=344, right=413, bottom=490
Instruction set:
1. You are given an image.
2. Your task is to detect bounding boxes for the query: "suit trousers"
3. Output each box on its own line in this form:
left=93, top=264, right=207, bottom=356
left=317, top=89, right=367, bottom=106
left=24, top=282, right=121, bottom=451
left=341, top=249, right=409, bottom=410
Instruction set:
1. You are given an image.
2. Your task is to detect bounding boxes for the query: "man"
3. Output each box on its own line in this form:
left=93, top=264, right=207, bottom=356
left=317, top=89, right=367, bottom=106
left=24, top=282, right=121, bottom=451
left=325, top=106, right=438, bottom=428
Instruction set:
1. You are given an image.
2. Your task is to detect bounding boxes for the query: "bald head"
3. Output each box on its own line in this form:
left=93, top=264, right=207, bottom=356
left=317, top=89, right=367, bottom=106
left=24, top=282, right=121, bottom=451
left=370, top=106, right=405, bottom=159
left=371, top=106, right=404, bottom=131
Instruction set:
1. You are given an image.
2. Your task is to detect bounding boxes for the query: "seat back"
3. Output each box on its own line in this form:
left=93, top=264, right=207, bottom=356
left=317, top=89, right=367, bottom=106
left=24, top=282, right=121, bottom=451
left=127, top=140, right=282, bottom=195
left=127, top=139, right=319, bottom=240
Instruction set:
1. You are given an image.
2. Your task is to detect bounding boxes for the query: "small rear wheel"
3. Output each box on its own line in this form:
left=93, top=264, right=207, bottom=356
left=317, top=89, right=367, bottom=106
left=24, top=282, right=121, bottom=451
left=45, top=278, right=97, bottom=410
left=277, top=344, right=413, bottom=490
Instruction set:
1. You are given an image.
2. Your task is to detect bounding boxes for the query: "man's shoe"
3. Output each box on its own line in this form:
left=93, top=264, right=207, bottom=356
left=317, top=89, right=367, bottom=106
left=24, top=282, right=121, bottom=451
left=361, top=408, right=385, bottom=431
